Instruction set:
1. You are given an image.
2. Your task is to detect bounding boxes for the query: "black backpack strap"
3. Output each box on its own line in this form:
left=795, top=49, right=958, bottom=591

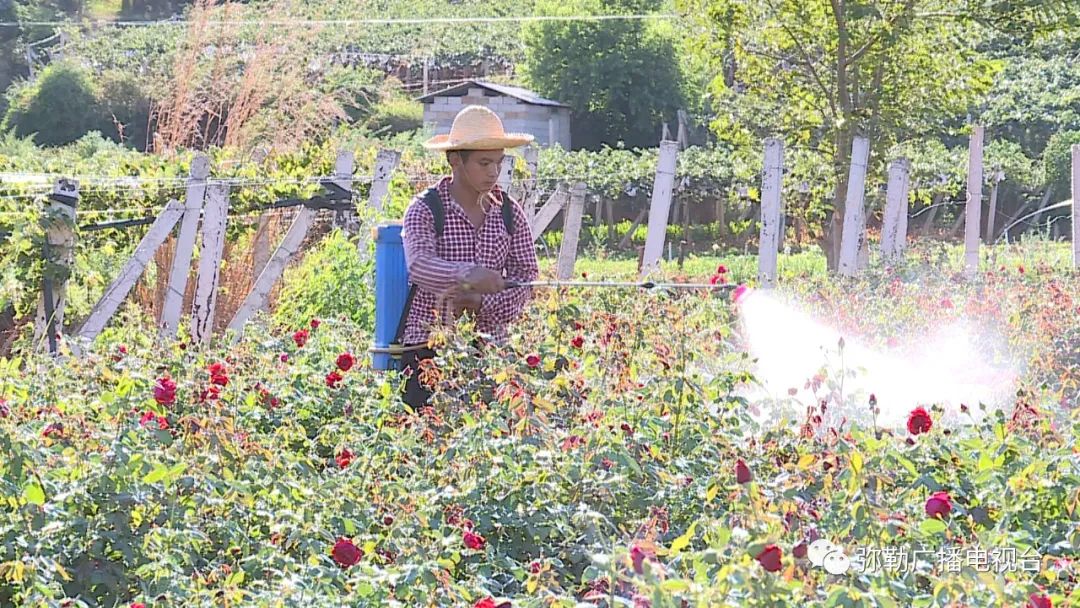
left=394, top=188, right=443, bottom=350
left=421, top=187, right=445, bottom=237
left=393, top=284, right=417, bottom=346
left=500, top=190, right=516, bottom=236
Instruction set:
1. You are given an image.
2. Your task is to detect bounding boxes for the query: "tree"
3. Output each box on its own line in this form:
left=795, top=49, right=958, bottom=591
left=2, top=60, right=102, bottom=147
left=522, top=0, right=686, bottom=150
left=680, top=0, right=1006, bottom=270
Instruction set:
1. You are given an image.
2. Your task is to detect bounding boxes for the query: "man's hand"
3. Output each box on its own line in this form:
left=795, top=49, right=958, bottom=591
left=452, top=292, right=483, bottom=318
left=460, top=266, right=505, bottom=294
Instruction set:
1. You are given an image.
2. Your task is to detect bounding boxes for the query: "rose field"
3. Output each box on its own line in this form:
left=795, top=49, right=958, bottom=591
left=0, top=239, right=1078, bottom=608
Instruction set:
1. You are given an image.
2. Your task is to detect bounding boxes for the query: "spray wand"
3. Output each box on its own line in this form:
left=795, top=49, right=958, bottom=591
left=500, top=279, right=741, bottom=291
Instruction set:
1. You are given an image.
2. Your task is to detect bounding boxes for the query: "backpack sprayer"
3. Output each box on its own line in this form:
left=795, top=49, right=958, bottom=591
left=370, top=217, right=741, bottom=371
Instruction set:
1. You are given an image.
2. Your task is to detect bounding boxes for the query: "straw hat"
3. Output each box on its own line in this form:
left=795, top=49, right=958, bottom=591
left=423, top=105, right=534, bottom=151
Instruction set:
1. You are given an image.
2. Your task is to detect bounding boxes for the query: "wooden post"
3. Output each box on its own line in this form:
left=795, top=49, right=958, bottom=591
left=75, top=200, right=185, bottom=346
left=331, top=149, right=357, bottom=233
left=33, top=179, right=78, bottom=355
left=190, top=182, right=230, bottom=346
left=367, top=149, right=400, bottom=213
left=160, top=153, right=210, bottom=339
left=530, top=186, right=569, bottom=238
left=716, top=193, right=726, bottom=237
left=515, top=145, right=540, bottom=218
left=594, top=196, right=604, bottom=228
left=757, top=137, right=784, bottom=286
left=618, top=207, right=648, bottom=250
left=422, top=57, right=430, bottom=96
left=640, top=140, right=680, bottom=276
left=1073, top=144, right=1080, bottom=268
left=605, top=193, right=616, bottom=244
left=677, top=109, right=690, bottom=150
left=252, top=216, right=271, bottom=281
left=497, top=154, right=515, bottom=193
left=964, top=125, right=985, bottom=276
left=880, top=158, right=911, bottom=262
left=227, top=152, right=353, bottom=339
left=838, top=135, right=870, bottom=276
left=985, top=167, right=1003, bottom=244
left=556, top=182, right=587, bottom=280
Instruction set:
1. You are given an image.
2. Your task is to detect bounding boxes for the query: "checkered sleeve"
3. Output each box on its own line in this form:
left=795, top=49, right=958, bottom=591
left=479, top=201, right=539, bottom=327
left=402, top=197, right=473, bottom=293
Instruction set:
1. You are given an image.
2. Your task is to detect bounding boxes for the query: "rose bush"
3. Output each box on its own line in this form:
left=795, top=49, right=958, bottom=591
left=0, top=246, right=1076, bottom=607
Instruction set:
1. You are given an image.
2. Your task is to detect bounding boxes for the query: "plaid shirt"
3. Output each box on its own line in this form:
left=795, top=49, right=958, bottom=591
left=401, top=176, right=539, bottom=345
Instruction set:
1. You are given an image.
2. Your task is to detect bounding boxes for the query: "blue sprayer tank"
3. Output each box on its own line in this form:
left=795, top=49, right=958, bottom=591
left=372, top=223, right=409, bottom=370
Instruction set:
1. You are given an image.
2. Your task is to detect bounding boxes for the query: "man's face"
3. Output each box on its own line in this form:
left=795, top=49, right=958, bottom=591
left=451, top=149, right=505, bottom=192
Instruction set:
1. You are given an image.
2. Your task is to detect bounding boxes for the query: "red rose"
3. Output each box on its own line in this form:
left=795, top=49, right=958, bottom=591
left=382, top=515, right=395, bottom=526
left=529, top=560, right=542, bottom=574
left=293, top=329, right=309, bottom=348
left=907, top=407, right=932, bottom=435
left=925, top=491, right=952, bottom=519
left=326, top=370, right=343, bottom=388
left=310, top=318, right=321, bottom=329
left=630, top=544, right=652, bottom=574
left=279, top=353, right=289, bottom=363
left=792, top=542, right=808, bottom=559
left=571, top=335, right=584, bottom=349
left=199, top=386, right=221, bottom=402
left=1029, top=593, right=1052, bottom=608
left=735, top=459, right=752, bottom=484
left=756, top=544, right=782, bottom=572
left=716, top=264, right=728, bottom=274
left=130, top=603, right=146, bottom=608
left=0, top=399, right=8, bottom=418
left=473, top=599, right=496, bottom=608
left=138, top=411, right=167, bottom=430
left=42, top=422, right=63, bottom=439
left=463, top=530, right=486, bottom=550
left=331, top=538, right=362, bottom=567
left=1018, top=265, right=1026, bottom=274
left=336, top=352, right=355, bottom=372
left=336, top=448, right=353, bottom=469
left=525, top=354, right=540, bottom=368
left=153, top=376, right=177, bottom=405
left=709, top=274, right=728, bottom=285
left=208, top=362, right=229, bottom=387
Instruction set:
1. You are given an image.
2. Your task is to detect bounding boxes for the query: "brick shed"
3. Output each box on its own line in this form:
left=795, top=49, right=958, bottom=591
left=417, top=80, right=572, bottom=150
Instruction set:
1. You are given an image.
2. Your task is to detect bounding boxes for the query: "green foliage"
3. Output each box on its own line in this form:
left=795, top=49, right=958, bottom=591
left=981, top=33, right=1080, bottom=157
left=271, top=229, right=375, bottom=334
left=96, top=68, right=154, bottom=149
left=1041, top=130, right=1080, bottom=194
left=2, top=61, right=103, bottom=147
left=522, top=0, right=686, bottom=149
left=319, top=66, right=383, bottom=125
left=364, top=93, right=424, bottom=136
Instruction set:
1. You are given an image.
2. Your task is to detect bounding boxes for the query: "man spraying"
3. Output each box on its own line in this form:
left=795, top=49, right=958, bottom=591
left=398, top=105, right=540, bottom=408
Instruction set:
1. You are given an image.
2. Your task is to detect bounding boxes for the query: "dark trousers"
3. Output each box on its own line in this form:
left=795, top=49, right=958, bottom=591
left=400, top=344, right=437, bottom=409
left=398, top=339, right=492, bottom=409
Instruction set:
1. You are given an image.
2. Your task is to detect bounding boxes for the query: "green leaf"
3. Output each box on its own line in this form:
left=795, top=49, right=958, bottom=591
left=920, top=518, right=948, bottom=535
left=670, top=521, right=698, bottom=555
left=850, top=451, right=863, bottom=474
left=23, top=483, right=44, bottom=506
left=661, top=579, right=690, bottom=592
left=978, top=452, right=995, bottom=472
left=142, top=465, right=169, bottom=484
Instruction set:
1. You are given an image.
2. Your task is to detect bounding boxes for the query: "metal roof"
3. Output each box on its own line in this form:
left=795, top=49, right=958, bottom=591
left=416, top=80, right=569, bottom=108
